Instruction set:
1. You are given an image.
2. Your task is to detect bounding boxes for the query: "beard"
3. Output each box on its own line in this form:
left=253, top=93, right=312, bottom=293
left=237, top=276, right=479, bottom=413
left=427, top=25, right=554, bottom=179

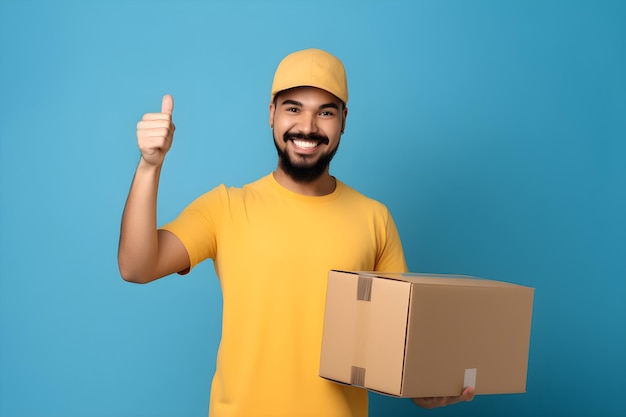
left=273, top=130, right=340, bottom=183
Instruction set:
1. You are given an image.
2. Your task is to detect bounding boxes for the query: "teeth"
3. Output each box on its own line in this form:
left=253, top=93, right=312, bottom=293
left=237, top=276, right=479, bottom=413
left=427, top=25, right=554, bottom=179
left=293, top=139, right=318, bottom=149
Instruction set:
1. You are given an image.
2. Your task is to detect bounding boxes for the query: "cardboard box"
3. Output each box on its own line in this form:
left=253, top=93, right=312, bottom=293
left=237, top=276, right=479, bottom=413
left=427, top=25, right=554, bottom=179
left=319, top=270, right=534, bottom=397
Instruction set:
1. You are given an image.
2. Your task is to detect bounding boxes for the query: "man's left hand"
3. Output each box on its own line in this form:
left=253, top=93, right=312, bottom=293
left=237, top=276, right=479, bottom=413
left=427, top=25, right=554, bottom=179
left=411, top=386, right=475, bottom=409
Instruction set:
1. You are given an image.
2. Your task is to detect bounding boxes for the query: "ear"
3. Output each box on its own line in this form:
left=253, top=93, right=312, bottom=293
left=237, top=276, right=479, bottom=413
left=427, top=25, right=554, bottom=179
left=269, top=102, right=275, bottom=128
left=341, top=106, right=348, bottom=133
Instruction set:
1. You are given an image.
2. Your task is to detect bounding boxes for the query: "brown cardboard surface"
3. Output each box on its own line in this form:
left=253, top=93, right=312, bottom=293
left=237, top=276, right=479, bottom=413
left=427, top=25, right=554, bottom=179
left=319, top=270, right=534, bottom=398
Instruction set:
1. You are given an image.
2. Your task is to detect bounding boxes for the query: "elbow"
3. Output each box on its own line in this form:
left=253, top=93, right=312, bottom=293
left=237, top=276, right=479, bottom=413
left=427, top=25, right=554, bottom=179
left=119, top=268, right=148, bottom=284
left=118, top=258, right=152, bottom=284
left=120, top=271, right=149, bottom=284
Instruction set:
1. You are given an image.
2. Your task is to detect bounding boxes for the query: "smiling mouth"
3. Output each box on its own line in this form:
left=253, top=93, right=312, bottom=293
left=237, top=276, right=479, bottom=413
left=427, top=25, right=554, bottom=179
left=292, top=139, right=321, bottom=149
left=284, top=132, right=330, bottom=149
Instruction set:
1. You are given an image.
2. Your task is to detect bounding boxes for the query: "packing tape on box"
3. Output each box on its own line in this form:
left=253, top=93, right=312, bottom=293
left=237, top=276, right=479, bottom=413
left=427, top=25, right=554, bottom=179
left=357, top=275, right=373, bottom=301
left=464, top=368, right=477, bottom=388
left=351, top=275, right=373, bottom=387
left=351, top=366, right=366, bottom=387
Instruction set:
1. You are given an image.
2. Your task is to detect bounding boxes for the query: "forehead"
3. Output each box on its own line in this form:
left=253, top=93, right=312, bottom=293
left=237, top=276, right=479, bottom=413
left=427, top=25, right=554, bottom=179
left=276, top=86, right=343, bottom=107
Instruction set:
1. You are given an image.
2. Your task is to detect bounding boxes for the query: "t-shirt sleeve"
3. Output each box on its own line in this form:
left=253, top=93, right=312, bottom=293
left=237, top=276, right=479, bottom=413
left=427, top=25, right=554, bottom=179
left=160, top=184, right=227, bottom=271
left=374, top=208, right=408, bottom=273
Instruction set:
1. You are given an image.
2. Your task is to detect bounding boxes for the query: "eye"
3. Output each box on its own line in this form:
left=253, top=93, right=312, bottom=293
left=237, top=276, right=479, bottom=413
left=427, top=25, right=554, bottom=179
left=286, top=107, right=300, bottom=113
left=319, top=110, right=334, bottom=117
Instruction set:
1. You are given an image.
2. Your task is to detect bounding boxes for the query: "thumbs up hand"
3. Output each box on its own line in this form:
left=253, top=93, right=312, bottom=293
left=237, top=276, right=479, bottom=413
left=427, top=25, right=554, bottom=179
left=136, top=94, right=176, bottom=167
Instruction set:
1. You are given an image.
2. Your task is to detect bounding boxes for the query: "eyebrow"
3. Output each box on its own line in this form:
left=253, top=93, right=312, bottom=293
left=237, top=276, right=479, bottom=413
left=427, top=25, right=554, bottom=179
left=280, top=99, right=340, bottom=110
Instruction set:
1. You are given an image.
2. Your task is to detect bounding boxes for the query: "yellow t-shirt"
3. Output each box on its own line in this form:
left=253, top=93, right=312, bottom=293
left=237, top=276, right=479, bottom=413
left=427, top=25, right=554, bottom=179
left=162, top=174, right=407, bottom=417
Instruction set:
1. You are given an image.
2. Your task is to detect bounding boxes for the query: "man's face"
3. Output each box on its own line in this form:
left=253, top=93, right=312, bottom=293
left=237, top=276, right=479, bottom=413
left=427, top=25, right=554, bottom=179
left=269, top=86, right=347, bottom=183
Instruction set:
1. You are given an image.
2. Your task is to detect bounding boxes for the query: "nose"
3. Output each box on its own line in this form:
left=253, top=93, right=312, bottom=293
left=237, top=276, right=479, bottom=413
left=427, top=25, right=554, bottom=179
left=298, top=111, right=318, bottom=135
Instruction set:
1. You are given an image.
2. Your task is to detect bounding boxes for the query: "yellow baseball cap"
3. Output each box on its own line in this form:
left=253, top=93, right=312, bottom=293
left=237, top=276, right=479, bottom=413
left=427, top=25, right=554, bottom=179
left=270, top=48, right=348, bottom=105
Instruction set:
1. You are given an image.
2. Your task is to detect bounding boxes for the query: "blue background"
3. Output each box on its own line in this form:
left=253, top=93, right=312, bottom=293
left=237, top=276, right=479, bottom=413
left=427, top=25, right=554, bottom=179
left=1, top=0, right=624, bottom=416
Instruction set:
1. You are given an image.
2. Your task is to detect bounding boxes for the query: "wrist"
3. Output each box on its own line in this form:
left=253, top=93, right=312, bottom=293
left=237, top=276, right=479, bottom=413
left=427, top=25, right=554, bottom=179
left=137, top=156, right=163, bottom=173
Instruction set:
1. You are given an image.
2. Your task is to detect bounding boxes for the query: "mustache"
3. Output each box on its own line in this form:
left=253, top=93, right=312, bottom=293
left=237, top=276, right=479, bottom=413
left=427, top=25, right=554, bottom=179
left=283, top=132, right=330, bottom=145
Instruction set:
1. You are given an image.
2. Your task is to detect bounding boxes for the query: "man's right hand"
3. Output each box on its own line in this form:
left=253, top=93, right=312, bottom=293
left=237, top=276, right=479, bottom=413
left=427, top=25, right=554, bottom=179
left=136, top=94, right=175, bottom=167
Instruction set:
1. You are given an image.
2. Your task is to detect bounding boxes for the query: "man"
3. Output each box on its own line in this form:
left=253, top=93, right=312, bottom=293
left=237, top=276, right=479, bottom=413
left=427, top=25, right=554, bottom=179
left=118, top=48, right=473, bottom=417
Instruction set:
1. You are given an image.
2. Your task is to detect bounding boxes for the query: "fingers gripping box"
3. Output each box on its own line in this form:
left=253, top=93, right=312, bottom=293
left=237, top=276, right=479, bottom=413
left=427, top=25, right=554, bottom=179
left=319, top=270, right=534, bottom=397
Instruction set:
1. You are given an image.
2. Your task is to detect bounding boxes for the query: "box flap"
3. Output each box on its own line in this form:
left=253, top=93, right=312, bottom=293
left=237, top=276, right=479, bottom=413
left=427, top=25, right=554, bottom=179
left=341, top=270, right=531, bottom=289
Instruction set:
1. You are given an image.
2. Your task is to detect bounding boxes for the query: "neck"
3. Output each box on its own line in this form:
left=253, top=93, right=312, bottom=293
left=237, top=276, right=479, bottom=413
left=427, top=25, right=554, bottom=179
left=272, top=168, right=336, bottom=196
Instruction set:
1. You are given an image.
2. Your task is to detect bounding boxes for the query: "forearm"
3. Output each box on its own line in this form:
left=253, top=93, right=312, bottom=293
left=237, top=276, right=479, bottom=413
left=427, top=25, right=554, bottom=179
left=118, top=159, right=162, bottom=283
